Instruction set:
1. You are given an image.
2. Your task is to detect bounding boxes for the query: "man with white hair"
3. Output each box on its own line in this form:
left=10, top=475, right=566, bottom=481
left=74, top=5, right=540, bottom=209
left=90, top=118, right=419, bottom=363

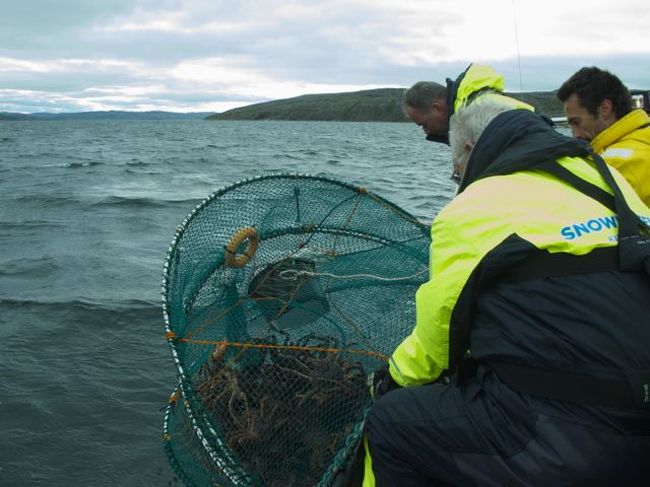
left=364, top=101, right=650, bottom=486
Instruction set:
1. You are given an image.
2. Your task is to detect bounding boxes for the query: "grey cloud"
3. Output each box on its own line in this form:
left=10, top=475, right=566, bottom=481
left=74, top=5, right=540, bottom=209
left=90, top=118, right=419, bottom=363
left=2, top=1, right=649, bottom=113
left=0, top=0, right=133, bottom=52
left=491, top=54, right=650, bottom=91
left=2, top=1, right=457, bottom=85
left=0, top=70, right=137, bottom=93
left=380, top=54, right=650, bottom=94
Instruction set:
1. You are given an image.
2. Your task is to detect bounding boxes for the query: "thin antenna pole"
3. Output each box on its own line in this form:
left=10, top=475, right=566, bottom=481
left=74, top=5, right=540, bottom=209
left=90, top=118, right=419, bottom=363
left=512, top=0, right=524, bottom=99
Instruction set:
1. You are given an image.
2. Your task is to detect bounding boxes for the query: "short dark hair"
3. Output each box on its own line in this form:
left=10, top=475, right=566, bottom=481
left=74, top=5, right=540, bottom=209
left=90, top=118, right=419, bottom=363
left=557, top=66, right=632, bottom=119
left=402, top=81, right=447, bottom=113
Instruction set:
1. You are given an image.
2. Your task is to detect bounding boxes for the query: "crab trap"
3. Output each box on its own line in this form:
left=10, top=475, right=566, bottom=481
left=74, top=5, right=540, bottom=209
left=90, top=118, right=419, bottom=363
left=161, top=174, right=430, bottom=486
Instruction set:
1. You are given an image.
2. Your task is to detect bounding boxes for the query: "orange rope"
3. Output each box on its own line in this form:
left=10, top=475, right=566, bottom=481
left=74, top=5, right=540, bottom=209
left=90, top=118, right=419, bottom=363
left=165, top=332, right=388, bottom=360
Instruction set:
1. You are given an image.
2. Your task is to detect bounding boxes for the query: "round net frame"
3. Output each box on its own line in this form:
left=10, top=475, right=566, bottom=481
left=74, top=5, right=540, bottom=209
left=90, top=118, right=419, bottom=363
left=162, top=174, right=430, bottom=486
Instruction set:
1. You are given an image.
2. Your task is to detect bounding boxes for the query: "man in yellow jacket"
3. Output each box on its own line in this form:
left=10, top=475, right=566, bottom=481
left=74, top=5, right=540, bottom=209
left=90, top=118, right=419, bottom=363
left=403, top=63, right=534, bottom=145
left=557, top=66, right=650, bottom=206
left=364, top=101, right=650, bottom=486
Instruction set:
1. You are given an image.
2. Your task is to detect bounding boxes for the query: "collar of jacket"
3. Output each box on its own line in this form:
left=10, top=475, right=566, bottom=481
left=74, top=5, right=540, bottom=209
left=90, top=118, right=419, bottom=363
left=457, top=110, right=591, bottom=194
left=445, top=65, right=470, bottom=120
left=426, top=132, right=450, bottom=145
left=590, top=108, right=650, bottom=154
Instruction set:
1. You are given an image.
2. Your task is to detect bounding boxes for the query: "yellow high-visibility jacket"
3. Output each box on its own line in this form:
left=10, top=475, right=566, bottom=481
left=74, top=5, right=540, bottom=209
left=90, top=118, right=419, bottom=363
left=591, top=108, right=650, bottom=207
left=447, top=64, right=534, bottom=117
left=426, top=64, right=535, bottom=145
left=389, top=110, right=650, bottom=387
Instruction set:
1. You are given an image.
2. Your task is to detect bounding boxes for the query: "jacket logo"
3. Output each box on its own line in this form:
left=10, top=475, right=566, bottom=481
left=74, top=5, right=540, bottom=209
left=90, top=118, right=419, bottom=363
left=561, top=215, right=650, bottom=240
left=561, top=216, right=618, bottom=240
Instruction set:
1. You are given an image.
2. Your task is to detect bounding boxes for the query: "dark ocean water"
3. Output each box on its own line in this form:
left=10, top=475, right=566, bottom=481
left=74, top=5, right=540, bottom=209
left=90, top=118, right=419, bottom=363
left=0, top=120, right=454, bottom=486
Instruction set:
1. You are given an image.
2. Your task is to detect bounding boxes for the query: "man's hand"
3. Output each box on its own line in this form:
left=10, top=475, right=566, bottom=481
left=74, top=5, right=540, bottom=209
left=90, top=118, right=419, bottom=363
left=369, top=364, right=400, bottom=400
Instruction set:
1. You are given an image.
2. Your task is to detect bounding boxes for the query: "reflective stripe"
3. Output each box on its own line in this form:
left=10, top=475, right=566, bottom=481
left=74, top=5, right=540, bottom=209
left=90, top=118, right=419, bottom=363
left=600, top=147, right=634, bottom=159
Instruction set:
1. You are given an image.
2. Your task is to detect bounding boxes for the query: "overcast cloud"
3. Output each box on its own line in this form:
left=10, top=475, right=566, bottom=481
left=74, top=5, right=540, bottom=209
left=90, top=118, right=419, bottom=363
left=1, top=0, right=649, bottom=113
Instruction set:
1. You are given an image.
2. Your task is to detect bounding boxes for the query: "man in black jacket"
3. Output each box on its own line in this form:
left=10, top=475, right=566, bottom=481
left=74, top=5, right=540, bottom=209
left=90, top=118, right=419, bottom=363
left=364, top=100, right=650, bottom=486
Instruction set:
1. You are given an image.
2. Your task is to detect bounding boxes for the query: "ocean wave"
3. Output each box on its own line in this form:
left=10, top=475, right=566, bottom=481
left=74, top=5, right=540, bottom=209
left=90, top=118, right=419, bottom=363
left=189, top=157, right=211, bottom=163
left=0, top=219, right=64, bottom=230
left=123, top=168, right=164, bottom=176
left=272, top=153, right=301, bottom=160
left=42, top=161, right=104, bottom=168
left=39, top=159, right=103, bottom=168
left=0, top=296, right=160, bottom=313
left=67, top=161, right=103, bottom=168
left=15, top=194, right=80, bottom=206
left=124, top=159, right=149, bottom=166
left=0, top=256, right=61, bottom=276
left=190, top=143, right=233, bottom=150
left=92, top=195, right=202, bottom=208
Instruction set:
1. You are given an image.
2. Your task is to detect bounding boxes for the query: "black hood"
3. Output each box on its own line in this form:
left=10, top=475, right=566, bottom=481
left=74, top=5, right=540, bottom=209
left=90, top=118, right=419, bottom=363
left=426, top=132, right=449, bottom=145
left=457, top=110, right=591, bottom=194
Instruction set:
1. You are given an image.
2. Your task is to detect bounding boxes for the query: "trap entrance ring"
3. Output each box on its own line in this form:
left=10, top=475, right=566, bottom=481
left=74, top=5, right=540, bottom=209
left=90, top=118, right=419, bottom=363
left=248, top=256, right=330, bottom=330
left=162, top=173, right=431, bottom=486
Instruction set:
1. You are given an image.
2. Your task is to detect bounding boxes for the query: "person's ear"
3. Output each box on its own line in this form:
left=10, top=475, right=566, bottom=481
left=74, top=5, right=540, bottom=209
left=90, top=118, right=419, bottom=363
left=598, top=99, right=614, bottom=119
left=431, top=99, right=447, bottom=115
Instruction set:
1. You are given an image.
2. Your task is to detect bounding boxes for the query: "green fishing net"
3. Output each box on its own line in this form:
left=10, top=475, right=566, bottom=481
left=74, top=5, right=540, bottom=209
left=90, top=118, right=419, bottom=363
left=162, top=174, right=430, bottom=486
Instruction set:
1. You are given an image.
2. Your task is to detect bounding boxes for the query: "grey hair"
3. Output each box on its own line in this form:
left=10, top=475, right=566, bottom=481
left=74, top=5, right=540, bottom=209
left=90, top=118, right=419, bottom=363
left=449, top=101, right=514, bottom=163
left=402, top=81, right=447, bottom=113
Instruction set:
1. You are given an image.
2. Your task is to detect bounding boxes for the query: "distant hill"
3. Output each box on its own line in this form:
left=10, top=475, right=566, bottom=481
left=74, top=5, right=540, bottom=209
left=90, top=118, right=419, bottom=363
left=207, top=88, right=567, bottom=122
left=0, top=89, right=572, bottom=123
left=0, top=112, right=33, bottom=121
left=207, top=88, right=410, bottom=122
left=0, top=111, right=215, bottom=121
left=505, top=91, right=565, bottom=118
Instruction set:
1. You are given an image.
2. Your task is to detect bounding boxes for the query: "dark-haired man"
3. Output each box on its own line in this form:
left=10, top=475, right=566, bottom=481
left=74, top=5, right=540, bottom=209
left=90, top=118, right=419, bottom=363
left=557, top=66, right=650, bottom=205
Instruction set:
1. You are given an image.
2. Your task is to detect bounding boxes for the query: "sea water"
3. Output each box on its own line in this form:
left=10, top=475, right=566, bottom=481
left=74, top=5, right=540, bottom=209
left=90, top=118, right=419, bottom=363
left=0, top=120, right=455, bottom=486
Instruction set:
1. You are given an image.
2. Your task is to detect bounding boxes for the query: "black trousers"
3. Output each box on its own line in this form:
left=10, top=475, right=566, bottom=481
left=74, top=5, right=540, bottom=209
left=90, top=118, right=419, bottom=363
left=365, top=367, right=650, bottom=487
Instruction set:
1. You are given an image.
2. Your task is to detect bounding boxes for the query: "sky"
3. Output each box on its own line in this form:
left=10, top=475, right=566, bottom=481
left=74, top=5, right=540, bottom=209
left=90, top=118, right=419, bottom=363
left=1, top=0, right=649, bottom=114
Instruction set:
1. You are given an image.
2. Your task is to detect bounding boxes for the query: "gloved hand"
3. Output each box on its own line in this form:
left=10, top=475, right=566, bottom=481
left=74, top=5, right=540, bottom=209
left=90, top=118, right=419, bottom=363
left=368, top=364, right=399, bottom=400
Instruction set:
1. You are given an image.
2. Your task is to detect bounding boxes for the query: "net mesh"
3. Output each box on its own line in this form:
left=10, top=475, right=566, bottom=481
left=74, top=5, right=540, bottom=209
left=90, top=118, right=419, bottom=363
left=162, top=174, right=430, bottom=486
